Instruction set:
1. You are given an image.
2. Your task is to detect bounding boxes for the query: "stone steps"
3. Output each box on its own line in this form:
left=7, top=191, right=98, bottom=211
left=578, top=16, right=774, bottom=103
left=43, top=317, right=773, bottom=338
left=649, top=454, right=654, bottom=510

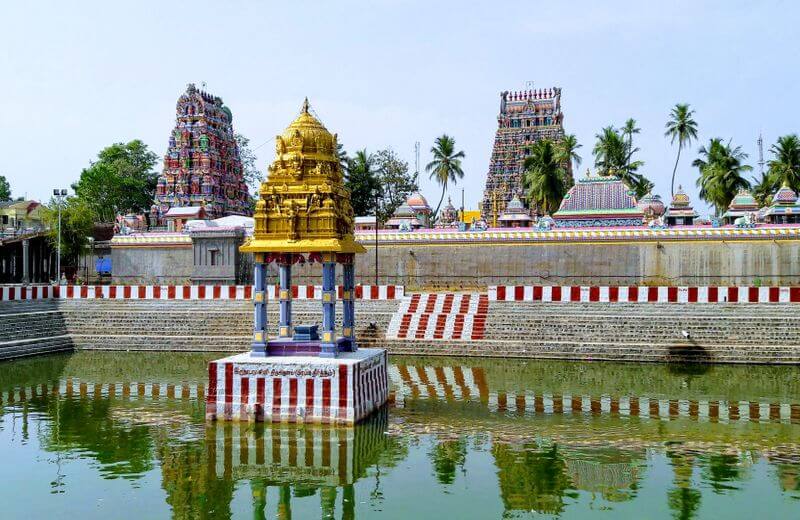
left=0, top=335, right=74, bottom=361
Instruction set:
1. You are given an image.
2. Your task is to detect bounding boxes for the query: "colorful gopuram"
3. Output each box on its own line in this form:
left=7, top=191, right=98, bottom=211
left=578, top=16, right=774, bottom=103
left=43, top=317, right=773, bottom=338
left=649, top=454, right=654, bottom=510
left=498, top=195, right=533, bottom=228
left=208, top=99, right=386, bottom=425
left=151, top=83, right=250, bottom=227
left=764, top=183, right=800, bottom=224
left=552, top=172, right=643, bottom=227
left=663, top=185, right=698, bottom=226
left=481, top=87, right=568, bottom=222
left=722, top=189, right=759, bottom=225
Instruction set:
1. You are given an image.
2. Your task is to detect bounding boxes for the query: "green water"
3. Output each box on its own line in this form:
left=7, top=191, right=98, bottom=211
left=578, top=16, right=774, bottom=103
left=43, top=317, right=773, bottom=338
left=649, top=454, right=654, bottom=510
left=1, top=352, right=799, bottom=519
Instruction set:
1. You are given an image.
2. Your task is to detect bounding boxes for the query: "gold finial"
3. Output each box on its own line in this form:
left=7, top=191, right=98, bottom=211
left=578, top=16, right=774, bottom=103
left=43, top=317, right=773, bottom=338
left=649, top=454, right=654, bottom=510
left=302, top=97, right=310, bottom=114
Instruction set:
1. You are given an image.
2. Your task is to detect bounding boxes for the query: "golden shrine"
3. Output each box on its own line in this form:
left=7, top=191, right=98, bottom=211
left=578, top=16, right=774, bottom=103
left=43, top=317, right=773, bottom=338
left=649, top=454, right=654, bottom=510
left=241, top=98, right=365, bottom=255
left=241, top=99, right=365, bottom=358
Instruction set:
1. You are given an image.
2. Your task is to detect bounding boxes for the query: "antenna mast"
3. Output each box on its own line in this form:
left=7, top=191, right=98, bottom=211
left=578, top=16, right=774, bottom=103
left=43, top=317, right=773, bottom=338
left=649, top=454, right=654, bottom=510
left=757, top=134, right=765, bottom=176
left=414, top=141, right=420, bottom=175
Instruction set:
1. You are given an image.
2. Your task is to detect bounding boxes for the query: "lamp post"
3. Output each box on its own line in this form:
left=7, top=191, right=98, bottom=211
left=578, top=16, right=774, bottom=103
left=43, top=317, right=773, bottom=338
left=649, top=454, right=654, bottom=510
left=53, top=188, right=67, bottom=283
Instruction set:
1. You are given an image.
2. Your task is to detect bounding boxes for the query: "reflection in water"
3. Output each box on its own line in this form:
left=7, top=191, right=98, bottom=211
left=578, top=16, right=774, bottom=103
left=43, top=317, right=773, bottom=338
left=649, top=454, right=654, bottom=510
left=0, top=352, right=799, bottom=518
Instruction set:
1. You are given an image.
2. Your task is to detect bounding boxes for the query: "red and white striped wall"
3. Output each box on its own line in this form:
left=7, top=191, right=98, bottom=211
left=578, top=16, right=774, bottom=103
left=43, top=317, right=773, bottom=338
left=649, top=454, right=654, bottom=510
left=206, top=349, right=388, bottom=425
left=387, top=363, right=800, bottom=424
left=489, top=285, right=800, bottom=303
left=385, top=293, right=489, bottom=340
left=0, top=284, right=404, bottom=301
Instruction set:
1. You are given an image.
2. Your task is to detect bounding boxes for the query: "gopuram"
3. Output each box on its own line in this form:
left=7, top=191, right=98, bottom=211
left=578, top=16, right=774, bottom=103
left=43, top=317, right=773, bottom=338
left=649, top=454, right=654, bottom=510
left=481, top=87, right=568, bottom=223
left=151, top=83, right=251, bottom=227
left=206, top=99, right=387, bottom=425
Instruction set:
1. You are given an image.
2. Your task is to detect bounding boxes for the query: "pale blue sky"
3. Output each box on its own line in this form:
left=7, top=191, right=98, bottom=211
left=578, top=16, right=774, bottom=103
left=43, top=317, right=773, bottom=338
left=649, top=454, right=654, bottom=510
left=1, top=1, right=798, bottom=213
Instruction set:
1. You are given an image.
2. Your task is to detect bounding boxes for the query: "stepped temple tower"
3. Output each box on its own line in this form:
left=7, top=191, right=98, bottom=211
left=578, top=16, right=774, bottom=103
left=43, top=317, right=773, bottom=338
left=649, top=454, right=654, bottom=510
left=151, top=83, right=250, bottom=226
left=481, top=88, right=569, bottom=224
left=208, top=100, right=384, bottom=426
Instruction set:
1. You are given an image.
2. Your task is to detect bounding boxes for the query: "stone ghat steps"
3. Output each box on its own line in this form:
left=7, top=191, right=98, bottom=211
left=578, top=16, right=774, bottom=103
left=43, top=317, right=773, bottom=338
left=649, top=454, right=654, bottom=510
left=0, top=335, right=74, bottom=361
left=382, top=340, right=800, bottom=364
left=487, top=302, right=800, bottom=318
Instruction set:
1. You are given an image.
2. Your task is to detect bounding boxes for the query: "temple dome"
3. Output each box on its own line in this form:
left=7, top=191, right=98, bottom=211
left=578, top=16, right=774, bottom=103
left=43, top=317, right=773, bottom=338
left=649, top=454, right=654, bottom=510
left=406, top=192, right=431, bottom=212
left=772, top=184, right=798, bottom=205
left=728, top=189, right=759, bottom=210
left=276, top=98, right=336, bottom=159
left=670, top=185, right=691, bottom=207
left=393, top=202, right=415, bottom=218
left=506, top=195, right=525, bottom=211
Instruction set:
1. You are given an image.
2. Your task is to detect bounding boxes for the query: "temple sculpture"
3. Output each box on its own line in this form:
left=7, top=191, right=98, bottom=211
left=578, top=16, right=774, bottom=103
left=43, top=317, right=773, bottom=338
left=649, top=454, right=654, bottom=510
left=481, top=87, right=570, bottom=222
left=663, top=185, right=698, bottom=226
left=764, top=183, right=800, bottom=224
left=240, top=98, right=366, bottom=358
left=151, top=83, right=250, bottom=227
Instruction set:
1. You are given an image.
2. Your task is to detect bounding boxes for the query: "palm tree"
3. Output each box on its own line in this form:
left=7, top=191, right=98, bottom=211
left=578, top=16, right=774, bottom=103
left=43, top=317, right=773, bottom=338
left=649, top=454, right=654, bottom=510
left=768, top=134, right=800, bottom=191
left=336, top=142, right=349, bottom=175
left=693, top=138, right=752, bottom=215
left=665, top=103, right=699, bottom=197
left=425, top=135, right=465, bottom=219
left=523, top=139, right=567, bottom=215
left=592, top=126, right=650, bottom=198
left=751, top=170, right=775, bottom=207
left=556, top=134, right=581, bottom=179
left=621, top=118, right=640, bottom=172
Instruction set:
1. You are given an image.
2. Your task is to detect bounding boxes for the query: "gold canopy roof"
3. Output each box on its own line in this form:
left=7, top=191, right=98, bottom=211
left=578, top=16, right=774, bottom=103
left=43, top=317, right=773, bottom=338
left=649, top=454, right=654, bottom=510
left=240, top=99, right=365, bottom=254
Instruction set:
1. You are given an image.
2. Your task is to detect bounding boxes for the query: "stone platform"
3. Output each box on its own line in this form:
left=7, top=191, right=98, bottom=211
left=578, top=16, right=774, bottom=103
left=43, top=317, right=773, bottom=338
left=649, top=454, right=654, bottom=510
left=206, top=348, right=388, bottom=424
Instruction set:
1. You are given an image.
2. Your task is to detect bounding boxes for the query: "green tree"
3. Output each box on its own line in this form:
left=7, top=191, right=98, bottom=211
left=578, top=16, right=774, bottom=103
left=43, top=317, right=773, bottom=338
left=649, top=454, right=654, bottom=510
left=693, top=138, right=752, bottom=215
left=0, top=175, right=10, bottom=201
left=751, top=170, right=775, bottom=207
left=73, top=140, right=158, bottom=222
left=425, top=135, right=465, bottom=220
left=234, top=133, right=263, bottom=194
left=337, top=142, right=349, bottom=174
left=430, top=438, right=467, bottom=485
left=375, top=149, right=418, bottom=222
left=523, top=139, right=568, bottom=215
left=557, top=134, right=582, bottom=176
left=621, top=118, right=641, bottom=172
left=767, top=134, right=800, bottom=192
left=593, top=126, right=652, bottom=198
left=345, top=149, right=382, bottom=217
left=41, top=196, right=96, bottom=270
left=665, top=104, right=699, bottom=197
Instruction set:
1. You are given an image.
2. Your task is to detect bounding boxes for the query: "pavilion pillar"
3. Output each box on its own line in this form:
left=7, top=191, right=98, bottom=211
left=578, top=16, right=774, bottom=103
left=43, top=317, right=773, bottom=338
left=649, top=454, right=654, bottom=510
left=22, top=239, right=30, bottom=285
left=251, top=254, right=268, bottom=356
left=278, top=255, right=293, bottom=339
left=320, top=253, right=337, bottom=358
left=341, top=254, right=356, bottom=352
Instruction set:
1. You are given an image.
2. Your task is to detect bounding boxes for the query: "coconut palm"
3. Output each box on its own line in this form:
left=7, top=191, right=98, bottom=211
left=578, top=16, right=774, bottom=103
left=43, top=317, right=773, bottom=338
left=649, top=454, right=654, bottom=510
left=665, top=103, right=699, bottom=197
left=425, top=134, right=465, bottom=219
left=523, top=139, right=567, bottom=215
left=751, top=170, right=775, bottom=207
left=592, top=126, right=651, bottom=198
left=556, top=134, right=582, bottom=178
left=621, top=118, right=641, bottom=171
left=693, top=138, right=752, bottom=215
left=768, top=134, right=800, bottom=192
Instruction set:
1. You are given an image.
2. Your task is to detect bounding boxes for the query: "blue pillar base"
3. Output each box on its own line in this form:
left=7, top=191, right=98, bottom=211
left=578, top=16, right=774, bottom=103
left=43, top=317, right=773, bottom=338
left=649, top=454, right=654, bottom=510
left=319, top=344, right=338, bottom=358
left=250, top=343, right=268, bottom=357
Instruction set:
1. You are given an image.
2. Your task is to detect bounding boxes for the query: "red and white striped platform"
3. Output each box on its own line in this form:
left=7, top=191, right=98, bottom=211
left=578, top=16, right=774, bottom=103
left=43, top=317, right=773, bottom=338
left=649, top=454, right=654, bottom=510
left=0, top=284, right=403, bottom=301
left=385, top=293, right=489, bottom=340
left=489, top=285, right=800, bottom=303
left=206, top=349, right=388, bottom=425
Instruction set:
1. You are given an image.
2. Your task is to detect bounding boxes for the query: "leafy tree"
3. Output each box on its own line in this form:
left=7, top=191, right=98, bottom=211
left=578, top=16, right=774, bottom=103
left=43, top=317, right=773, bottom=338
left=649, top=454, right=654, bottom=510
left=345, top=149, right=382, bottom=217
left=665, top=104, right=699, bottom=197
left=0, top=175, right=10, bottom=201
left=337, top=142, right=349, bottom=174
left=767, top=134, right=800, bottom=192
left=235, top=133, right=263, bottom=194
left=621, top=118, right=641, bottom=172
left=693, top=138, right=752, bottom=215
left=751, top=170, right=775, bottom=207
left=523, top=139, right=568, bottom=215
left=425, top=135, right=465, bottom=220
left=593, top=126, right=652, bottom=198
left=558, top=134, right=582, bottom=177
left=72, top=140, right=158, bottom=222
left=41, top=196, right=96, bottom=271
left=374, top=149, right=418, bottom=222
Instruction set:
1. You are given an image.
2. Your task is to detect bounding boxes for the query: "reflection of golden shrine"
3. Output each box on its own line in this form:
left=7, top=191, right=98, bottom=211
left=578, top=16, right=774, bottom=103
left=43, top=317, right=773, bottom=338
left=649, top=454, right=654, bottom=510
left=240, top=99, right=366, bottom=358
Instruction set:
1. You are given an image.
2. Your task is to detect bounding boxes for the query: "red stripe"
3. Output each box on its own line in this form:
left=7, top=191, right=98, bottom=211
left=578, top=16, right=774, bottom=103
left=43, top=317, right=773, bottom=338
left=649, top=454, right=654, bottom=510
left=496, top=285, right=506, bottom=300
left=609, top=286, right=618, bottom=302
left=291, top=285, right=299, bottom=298
left=647, top=286, right=658, bottom=302
left=769, top=287, right=779, bottom=302
left=514, top=286, right=524, bottom=300
left=570, top=286, right=580, bottom=301
left=241, top=377, right=249, bottom=406
left=338, top=364, right=348, bottom=419
left=306, top=285, right=315, bottom=299
left=153, top=286, right=161, bottom=299
left=207, top=362, right=218, bottom=404
left=708, top=286, right=718, bottom=302
left=167, top=285, right=175, bottom=299
left=80, top=286, right=88, bottom=298
left=213, top=286, right=221, bottom=299
left=224, top=363, right=233, bottom=404
left=791, top=287, right=800, bottom=303
left=533, top=286, right=542, bottom=301
left=31, top=286, right=38, bottom=299
left=137, top=286, right=146, bottom=299
left=228, top=286, right=236, bottom=299
left=305, top=379, right=315, bottom=414
left=371, top=285, right=379, bottom=299
left=628, top=286, right=637, bottom=301
left=322, top=379, right=331, bottom=415
left=66, top=285, right=73, bottom=298
left=198, top=285, right=206, bottom=299
left=688, top=287, right=698, bottom=302
left=387, top=285, right=396, bottom=299
left=589, top=286, right=599, bottom=302
left=551, top=286, right=561, bottom=301
left=337, top=285, right=344, bottom=299
left=288, top=378, right=298, bottom=415
left=748, top=286, right=758, bottom=303
left=257, top=378, right=265, bottom=405
left=355, top=285, right=363, bottom=299
left=53, top=286, right=60, bottom=298
left=727, top=286, right=737, bottom=302
left=272, top=378, right=282, bottom=418
left=109, top=286, right=117, bottom=298
left=94, top=286, right=102, bottom=298
left=244, top=285, right=252, bottom=299
left=182, top=285, right=191, bottom=299
left=668, top=287, right=678, bottom=302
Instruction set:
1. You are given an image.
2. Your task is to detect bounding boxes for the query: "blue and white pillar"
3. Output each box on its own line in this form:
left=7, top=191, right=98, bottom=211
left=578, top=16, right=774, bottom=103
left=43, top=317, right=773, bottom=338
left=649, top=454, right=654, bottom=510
left=278, top=255, right=293, bottom=339
left=251, top=255, right=268, bottom=355
left=320, top=253, right=337, bottom=358
left=342, top=255, right=356, bottom=352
